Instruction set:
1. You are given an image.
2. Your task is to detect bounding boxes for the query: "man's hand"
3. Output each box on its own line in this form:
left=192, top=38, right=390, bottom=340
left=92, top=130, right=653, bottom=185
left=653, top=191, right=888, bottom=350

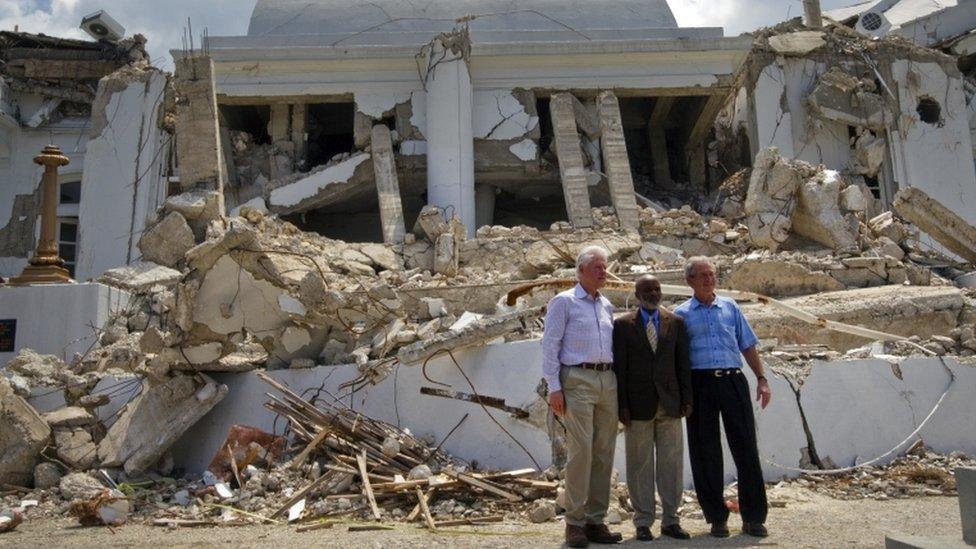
left=756, top=378, right=772, bottom=409
left=549, top=390, right=566, bottom=417
left=680, top=404, right=693, bottom=418
left=619, top=408, right=630, bottom=426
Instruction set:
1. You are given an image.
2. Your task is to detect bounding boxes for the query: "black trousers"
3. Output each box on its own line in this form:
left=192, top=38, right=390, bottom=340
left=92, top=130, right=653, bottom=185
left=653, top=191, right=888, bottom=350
left=687, top=370, right=768, bottom=525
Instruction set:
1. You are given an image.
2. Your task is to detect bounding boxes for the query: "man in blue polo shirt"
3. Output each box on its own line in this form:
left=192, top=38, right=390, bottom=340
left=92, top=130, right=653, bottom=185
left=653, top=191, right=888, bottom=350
left=674, top=257, right=771, bottom=538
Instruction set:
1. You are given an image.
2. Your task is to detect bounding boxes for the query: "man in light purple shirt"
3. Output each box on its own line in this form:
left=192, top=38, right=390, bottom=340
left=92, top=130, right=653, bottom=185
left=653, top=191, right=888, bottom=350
left=542, top=245, right=621, bottom=547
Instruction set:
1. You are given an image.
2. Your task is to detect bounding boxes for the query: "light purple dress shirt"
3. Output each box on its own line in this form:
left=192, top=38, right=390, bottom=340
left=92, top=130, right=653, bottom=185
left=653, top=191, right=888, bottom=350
left=541, top=284, right=615, bottom=392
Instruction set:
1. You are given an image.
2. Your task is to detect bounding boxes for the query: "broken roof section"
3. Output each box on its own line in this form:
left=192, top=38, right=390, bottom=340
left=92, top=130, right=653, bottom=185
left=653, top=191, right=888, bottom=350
left=827, top=0, right=976, bottom=47
left=0, top=30, right=148, bottom=117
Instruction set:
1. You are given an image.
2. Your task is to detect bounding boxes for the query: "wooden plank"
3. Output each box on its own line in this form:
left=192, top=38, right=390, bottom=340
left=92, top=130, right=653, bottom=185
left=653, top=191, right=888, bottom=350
left=357, top=451, right=383, bottom=521
left=649, top=97, right=675, bottom=127
left=289, top=428, right=330, bottom=470
left=406, top=487, right=436, bottom=522
left=296, top=520, right=336, bottom=532
left=270, top=471, right=338, bottom=519
left=433, top=515, right=505, bottom=527
left=415, top=487, right=436, bottom=530
left=348, top=524, right=394, bottom=532
left=152, top=518, right=217, bottom=528
left=447, top=471, right=522, bottom=502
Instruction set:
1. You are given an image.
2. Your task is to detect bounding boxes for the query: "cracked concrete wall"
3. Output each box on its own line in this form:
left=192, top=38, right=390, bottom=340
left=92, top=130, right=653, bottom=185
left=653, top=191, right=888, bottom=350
left=888, top=61, right=976, bottom=234
left=750, top=59, right=851, bottom=169
left=75, top=68, right=170, bottom=282
left=164, top=339, right=976, bottom=487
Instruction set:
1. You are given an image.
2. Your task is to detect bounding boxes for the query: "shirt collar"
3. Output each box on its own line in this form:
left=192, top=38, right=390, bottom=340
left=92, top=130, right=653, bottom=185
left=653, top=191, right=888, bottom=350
left=691, top=294, right=720, bottom=309
left=574, top=283, right=601, bottom=301
left=640, top=307, right=659, bottom=321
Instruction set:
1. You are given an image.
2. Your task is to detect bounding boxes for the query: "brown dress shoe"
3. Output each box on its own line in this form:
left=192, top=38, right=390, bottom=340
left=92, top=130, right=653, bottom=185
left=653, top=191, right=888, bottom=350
left=585, top=523, right=622, bottom=544
left=566, top=524, right=589, bottom=547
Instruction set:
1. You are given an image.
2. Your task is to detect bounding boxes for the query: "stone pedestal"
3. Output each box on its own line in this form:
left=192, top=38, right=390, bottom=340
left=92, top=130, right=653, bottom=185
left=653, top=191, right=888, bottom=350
left=7, top=145, right=71, bottom=285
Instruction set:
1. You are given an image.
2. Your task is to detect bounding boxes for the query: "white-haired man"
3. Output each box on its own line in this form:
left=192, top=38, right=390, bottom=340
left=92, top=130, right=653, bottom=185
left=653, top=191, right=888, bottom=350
left=542, top=245, right=621, bottom=547
left=675, top=256, right=771, bottom=538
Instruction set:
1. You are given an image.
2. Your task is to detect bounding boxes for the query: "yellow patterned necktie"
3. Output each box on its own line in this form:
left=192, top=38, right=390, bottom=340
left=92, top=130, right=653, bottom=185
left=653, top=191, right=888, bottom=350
left=645, top=317, right=658, bottom=353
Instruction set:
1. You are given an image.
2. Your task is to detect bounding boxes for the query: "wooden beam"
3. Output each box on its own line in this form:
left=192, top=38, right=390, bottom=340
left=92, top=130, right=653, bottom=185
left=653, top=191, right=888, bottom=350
left=406, top=487, right=436, bottom=522
left=270, top=471, right=338, bottom=519
left=356, top=451, right=383, bottom=521
left=447, top=471, right=522, bottom=502
left=415, top=488, right=437, bottom=530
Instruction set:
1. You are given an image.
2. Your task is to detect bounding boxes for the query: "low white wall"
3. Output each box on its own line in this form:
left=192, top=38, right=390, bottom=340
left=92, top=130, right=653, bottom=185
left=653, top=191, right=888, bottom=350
left=168, top=339, right=976, bottom=487
left=0, top=282, right=129, bottom=365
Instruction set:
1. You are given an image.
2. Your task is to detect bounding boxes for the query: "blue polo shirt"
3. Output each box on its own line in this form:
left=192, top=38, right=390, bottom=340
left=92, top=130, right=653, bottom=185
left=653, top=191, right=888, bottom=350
left=674, top=295, right=758, bottom=370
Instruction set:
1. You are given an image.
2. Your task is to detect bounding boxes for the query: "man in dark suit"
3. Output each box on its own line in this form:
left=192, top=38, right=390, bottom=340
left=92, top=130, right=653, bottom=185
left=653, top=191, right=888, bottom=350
left=612, top=274, right=693, bottom=541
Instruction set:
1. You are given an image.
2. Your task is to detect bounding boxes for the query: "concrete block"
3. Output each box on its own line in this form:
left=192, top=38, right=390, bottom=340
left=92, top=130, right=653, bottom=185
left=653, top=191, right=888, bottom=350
left=98, top=373, right=227, bottom=474
left=957, top=467, right=976, bottom=544
left=138, top=211, right=194, bottom=267
left=174, top=56, right=224, bottom=191
left=0, top=377, right=50, bottom=486
left=894, top=187, right=976, bottom=263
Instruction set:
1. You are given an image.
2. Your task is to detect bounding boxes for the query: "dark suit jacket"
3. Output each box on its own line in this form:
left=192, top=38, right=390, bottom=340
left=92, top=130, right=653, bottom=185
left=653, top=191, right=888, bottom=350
left=612, top=308, right=692, bottom=420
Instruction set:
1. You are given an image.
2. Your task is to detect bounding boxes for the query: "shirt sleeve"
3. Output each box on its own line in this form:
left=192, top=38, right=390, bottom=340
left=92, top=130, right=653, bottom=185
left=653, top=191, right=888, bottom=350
left=733, top=302, right=759, bottom=352
left=541, top=295, right=569, bottom=392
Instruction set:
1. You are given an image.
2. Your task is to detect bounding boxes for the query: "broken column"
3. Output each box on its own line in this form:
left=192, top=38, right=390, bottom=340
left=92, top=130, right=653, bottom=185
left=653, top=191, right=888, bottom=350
left=370, top=125, right=406, bottom=244
left=597, top=91, right=640, bottom=231
left=550, top=93, right=594, bottom=228
left=893, top=187, right=976, bottom=263
left=420, top=28, right=476, bottom=236
left=792, top=170, right=859, bottom=250
left=174, top=56, right=226, bottom=193
left=98, top=373, right=227, bottom=474
left=0, top=377, right=51, bottom=486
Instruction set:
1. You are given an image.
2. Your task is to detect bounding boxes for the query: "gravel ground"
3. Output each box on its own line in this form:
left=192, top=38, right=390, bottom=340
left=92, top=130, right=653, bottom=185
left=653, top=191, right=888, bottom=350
left=0, top=488, right=961, bottom=548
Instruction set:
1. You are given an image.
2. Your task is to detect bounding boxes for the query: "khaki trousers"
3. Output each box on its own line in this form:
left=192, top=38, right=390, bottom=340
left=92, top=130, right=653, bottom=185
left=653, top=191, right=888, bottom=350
left=625, top=405, right=684, bottom=528
left=559, top=366, right=618, bottom=527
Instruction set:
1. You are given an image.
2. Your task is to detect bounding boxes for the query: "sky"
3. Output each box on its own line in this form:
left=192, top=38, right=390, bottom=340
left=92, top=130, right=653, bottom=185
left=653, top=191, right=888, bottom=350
left=0, top=0, right=862, bottom=69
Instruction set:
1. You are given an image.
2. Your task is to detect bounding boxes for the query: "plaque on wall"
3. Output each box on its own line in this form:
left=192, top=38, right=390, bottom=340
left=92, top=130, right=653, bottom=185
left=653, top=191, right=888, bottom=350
left=0, top=319, right=15, bottom=352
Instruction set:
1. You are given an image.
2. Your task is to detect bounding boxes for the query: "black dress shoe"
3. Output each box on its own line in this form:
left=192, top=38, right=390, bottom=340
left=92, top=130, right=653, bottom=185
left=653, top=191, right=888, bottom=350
left=661, top=524, right=691, bottom=540
left=710, top=522, right=730, bottom=538
left=635, top=526, right=654, bottom=541
left=742, top=522, right=769, bottom=537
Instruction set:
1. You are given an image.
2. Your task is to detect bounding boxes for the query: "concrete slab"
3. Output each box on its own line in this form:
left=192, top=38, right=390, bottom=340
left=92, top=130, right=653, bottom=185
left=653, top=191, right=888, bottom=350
left=958, top=467, right=976, bottom=544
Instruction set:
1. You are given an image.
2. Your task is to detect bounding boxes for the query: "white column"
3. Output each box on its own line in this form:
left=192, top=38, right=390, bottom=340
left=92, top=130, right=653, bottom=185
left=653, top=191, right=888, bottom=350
left=421, top=30, right=476, bottom=236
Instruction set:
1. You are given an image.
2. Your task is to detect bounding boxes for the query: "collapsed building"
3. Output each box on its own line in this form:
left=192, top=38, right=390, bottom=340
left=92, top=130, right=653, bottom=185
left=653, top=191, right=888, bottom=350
left=1, top=0, right=976, bottom=533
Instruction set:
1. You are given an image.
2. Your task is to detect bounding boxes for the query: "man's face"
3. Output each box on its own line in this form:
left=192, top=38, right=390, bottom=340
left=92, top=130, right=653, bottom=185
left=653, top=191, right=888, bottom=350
left=579, top=257, right=608, bottom=290
left=635, top=277, right=662, bottom=310
left=686, top=262, right=716, bottom=295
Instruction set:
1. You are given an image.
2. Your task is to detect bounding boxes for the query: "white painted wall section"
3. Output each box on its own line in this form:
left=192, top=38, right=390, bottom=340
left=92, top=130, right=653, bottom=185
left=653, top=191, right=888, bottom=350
left=889, top=61, right=976, bottom=227
left=75, top=70, right=170, bottom=282
left=508, top=138, right=538, bottom=161
left=472, top=89, right=538, bottom=140
left=354, top=91, right=411, bottom=119
left=752, top=63, right=796, bottom=158
left=0, top=282, right=129, bottom=365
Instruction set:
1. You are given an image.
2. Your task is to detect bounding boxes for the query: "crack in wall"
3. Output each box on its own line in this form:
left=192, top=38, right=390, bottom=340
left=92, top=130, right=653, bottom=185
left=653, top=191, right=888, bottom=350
left=781, top=371, right=824, bottom=469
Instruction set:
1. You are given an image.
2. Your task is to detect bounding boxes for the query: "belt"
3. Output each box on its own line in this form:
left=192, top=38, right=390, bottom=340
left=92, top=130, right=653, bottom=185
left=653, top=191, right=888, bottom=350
left=563, top=362, right=613, bottom=372
left=693, top=368, right=743, bottom=377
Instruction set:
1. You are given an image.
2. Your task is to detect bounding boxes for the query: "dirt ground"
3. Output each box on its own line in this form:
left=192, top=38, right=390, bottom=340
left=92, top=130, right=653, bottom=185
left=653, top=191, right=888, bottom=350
left=0, top=490, right=960, bottom=548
